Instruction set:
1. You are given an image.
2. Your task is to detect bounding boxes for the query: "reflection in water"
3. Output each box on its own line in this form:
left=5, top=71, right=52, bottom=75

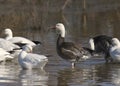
left=110, top=64, right=120, bottom=85
left=0, top=0, right=120, bottom=86
left=19, top=69, right=49, bottom=86
left=0, top=62, right=19, bottom=85
left=0, top=62, right=49, bottom=86
left=57, top=66, right=98, bottom=86
left=56, top=63, right=120, bottom=86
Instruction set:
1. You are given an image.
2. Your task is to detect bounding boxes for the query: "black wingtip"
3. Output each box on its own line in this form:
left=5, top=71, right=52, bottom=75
left=14, top=43, right=27, bottom=47
left=8, top=50, right=15, bottom=54
left=32, top=41, right=42, bottom=45
left=45, top=54, right=53, bottom=57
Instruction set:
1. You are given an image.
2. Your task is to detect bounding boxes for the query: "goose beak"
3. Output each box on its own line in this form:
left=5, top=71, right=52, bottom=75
left=47, top=26, right=56, bottom=33
left=50, top=26, right=56, bottom=29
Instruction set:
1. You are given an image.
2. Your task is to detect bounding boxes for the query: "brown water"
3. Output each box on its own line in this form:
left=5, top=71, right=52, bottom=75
left=0, top=0, right=120, bottom=86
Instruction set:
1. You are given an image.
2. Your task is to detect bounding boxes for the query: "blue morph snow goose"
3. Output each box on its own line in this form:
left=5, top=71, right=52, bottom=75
left=89, top=35, right=113, bottom=62
left=51, top=23, right=93, bottom=68
left=4, top=28, right=41, bottom=47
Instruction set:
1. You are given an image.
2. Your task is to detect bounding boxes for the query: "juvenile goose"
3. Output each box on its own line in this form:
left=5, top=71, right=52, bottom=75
left=109, top=38, right=120, bottom=62
left=89, top=35, right=113, bottom=62
left=4, top=28, right=41, bottom=47
left=18, top=45, right=48, bottom=70
left=51, top=23, right=93, bottom=68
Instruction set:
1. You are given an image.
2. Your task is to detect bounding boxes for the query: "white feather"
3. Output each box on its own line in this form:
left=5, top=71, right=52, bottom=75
left=110, top=38, right=120, bottom=62
left=89, top=38, right=95, bottom=50
left=0, top=38, right=20, bottom=51
left=18, top=45, right=48, bottom=69
left=0, top=48, right=14, bottom=62
left=4, top=28, right=36, bottom=47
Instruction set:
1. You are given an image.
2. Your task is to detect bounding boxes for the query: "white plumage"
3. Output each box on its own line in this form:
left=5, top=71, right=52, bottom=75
left=109, top=38, right=120, bottom=62
left=0, top=38, right=20, bottom=51
left=4, top=28, right=38, bottom=47
left=18, top=45, right=48, bottom=69
left=0, top=48, right=14, bottom=62
left=0, top=38, right=22, bottom=59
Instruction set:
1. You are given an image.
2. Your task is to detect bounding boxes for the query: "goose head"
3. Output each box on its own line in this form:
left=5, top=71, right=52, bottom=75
left=4, top=28, right=13, bottom=40
left=111, top=38, right=120, bottom=47
left=89, top=38, right=95, bottom=50
left=51, top=23, right=65, bottom=38
left=22, top=44, right=33, bottom=53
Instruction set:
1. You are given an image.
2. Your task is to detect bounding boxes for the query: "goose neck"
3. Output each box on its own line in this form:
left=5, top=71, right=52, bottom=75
left=57, top=35, right=64, bottom=47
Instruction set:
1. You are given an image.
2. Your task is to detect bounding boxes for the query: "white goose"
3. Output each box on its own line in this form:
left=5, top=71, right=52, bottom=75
left=0, top=38, right=24, bottom=59
left=18, top=45, right=48, bottom=69
left=109, top=38, right=120, bottom=62
left=4, top=28, right=41, bottom=47
left=0, top=48, right=14, bottom=62
left=0, top=38, right=20, bottom=51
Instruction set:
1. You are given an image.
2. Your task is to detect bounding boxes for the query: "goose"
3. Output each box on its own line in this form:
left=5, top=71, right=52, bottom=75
left=109, top=38, right=120, bottom=62
left=0, top=48, right=14, bottom=62
left=89, top=35, right=113, bottom=62
left=51, top=23, right=93, bottom=68
left=0, top=38, right=26, bottom=58
left=4, top=28, right=41, bottom=47
left=18, top=45, right=48, bottom=69
left=0, top=38, right=20, bottom=51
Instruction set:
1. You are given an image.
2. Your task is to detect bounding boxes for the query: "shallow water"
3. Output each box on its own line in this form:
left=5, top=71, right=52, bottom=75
left=0, top=0, right=120, bottom=86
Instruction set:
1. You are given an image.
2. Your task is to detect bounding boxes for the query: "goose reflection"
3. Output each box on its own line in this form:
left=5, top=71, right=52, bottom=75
left=110, top=64, right=120, bottom=85
left=19, top=69, right=49, bottom=86
left=57, top=66, right=98, bottom=86
left=0, top=63, right=19, bottom=85
left=57, top=63, right=120, bottom=86
left=90, top=63, right=120, bottom=85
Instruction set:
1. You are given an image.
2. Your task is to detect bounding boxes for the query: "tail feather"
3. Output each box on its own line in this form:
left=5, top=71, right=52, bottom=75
left=82, top=47, right=95, bottom=56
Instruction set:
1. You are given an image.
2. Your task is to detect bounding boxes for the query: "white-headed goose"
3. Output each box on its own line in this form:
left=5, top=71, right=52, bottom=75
left=89, top=35, right=113, bottom=63
left=4, top=28, right=41, bottom=47
left=51, top=23, right=93, bottom=68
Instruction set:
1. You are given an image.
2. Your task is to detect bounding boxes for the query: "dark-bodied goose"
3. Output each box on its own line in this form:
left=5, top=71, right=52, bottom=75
left=89, top=35, right=113, bottom=62
left=109, top=38, right=120, bottom=62
left=51, top=23, right=93, bottom=68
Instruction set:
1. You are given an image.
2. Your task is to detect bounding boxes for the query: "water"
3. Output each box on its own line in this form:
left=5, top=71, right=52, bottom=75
left=0, top=0, right=120, bottom=86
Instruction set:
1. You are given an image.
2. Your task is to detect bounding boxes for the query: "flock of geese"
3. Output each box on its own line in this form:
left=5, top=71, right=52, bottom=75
left=0, top=23, right=120, bottom=69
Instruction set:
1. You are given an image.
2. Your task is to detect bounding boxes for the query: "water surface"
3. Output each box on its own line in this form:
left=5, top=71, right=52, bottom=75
left=0, top=0, right=120, bottom=86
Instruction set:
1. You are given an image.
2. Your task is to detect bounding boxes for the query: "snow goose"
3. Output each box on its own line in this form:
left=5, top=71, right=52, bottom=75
left=0, top=38, right=26, bottom=58
left=4, top=28, right=41, bottom=47
left=89, top=35, right=113, bottom=63
left=109, top=38, right=120, bottom=62
left=18, top=45, right=48, bottom=69
left=51, top=23, right=93, bottom=68
left=0, top=38, right=20, bottom=51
